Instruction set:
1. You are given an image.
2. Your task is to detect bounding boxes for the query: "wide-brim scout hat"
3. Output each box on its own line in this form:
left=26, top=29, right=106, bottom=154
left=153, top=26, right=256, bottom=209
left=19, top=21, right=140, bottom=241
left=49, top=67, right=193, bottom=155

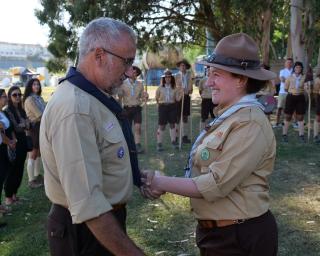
left=176, top=59, right=191, bottom=70
left=132, top=65, right=142, bottom=77
left=161, top=69, right=174, bottom=78
left=198, top=33, right=276, bottom=81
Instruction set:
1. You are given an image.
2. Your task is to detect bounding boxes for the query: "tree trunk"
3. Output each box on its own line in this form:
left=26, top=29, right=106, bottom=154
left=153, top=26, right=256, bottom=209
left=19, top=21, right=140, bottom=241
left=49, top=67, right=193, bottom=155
left=316, top=46, right=320, bottom=76
left=286, top=30, right=293, bottom=58
left=290, top=0, right=306, bottom=64
left=261, top=0, right=273, bottom=66
left=206, top=28, right=215, bottom=55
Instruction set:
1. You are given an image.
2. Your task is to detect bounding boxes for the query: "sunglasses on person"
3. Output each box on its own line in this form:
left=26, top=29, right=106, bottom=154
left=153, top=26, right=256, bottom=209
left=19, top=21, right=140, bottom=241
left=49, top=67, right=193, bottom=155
left=11, top=93, right=22, bottom=98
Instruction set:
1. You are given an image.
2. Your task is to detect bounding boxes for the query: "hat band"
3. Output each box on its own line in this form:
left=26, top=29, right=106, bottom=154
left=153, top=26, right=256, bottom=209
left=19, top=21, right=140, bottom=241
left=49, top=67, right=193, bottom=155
left=206, top=52, right=260, bottom=70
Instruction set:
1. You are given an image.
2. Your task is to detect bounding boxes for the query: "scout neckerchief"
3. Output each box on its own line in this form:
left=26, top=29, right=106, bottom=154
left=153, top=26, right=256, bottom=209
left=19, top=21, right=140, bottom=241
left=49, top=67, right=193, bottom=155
left=180, top=71, right=190, bottom=94
left=128, top=78, right=137, bottom=97
left=31, top=94, right=46, bottom=113
left=184, top=94, right=265, bottom=178
left=59, top=67, right=142, bottom=187
left=164, top=84, right=171, bottom=102
left=294, top=73, right=302, bottom=90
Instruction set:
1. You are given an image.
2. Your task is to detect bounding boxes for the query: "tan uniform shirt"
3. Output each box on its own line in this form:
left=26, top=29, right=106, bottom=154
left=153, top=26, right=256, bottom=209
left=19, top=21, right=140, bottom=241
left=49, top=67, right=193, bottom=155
left=118, top=78, right=144, bottom=107
left=24, top=95, right=45, bottom=122
left=198, top=77, right=212, bottom=99
left=191, top=106, right=276, bottom=220
left=40, top=80, right=133, bottom=224
left=155, top=85, right=182, bottom=104
left=175, top=71, right=193, bottom=95
left=285, top=74, right=306, bottom=95
left=313, top=77, right=320, bottom=94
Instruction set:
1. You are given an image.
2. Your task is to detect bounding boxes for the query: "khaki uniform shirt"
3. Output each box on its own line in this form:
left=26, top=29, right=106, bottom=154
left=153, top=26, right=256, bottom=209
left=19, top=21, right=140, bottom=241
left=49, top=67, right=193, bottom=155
left=313, top=77, right=320, bottom=95
left=155, top=85, right=182, bottom=104
left=40, top=80, right=133, bottom=224
left=24, top=95, right=45, bottom=122
left=191, top=106, right=276, bottom=220
left=198, top=77, right=212, bottom=99
left=285, top=74, right=306, bottom=95
left=175, top=71, right=193, bottom=95
left=118, top=79, right=144, bottom=107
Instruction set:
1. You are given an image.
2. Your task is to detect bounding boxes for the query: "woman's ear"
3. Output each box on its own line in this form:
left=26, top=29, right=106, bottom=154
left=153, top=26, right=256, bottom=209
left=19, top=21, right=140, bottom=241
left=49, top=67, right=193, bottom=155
left=237, top=75, right=248, bottom=89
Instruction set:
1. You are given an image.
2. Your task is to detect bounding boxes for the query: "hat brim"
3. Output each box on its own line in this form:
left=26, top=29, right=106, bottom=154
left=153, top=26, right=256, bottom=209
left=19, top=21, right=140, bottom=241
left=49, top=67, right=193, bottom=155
left=198, top=60, right=276, bottom=81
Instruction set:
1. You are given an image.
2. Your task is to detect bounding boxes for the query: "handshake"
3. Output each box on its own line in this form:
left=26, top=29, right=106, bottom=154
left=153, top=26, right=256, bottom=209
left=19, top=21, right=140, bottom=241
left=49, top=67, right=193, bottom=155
left=140, top=170, right=165, bottom=200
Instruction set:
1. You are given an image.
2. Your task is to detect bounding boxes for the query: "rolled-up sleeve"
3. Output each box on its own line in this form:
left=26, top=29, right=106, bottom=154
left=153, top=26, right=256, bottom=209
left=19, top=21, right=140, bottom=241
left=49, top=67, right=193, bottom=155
left=193, top=121, right=268, bottom=202
left=52, top=113, right=112, bottom=223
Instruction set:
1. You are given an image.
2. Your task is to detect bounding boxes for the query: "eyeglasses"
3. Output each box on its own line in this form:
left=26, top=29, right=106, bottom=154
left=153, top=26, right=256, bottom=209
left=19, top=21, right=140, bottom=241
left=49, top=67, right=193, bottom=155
left=11, top=93, right=22, bottom=98
left=101, top=48, right=135, bottom=67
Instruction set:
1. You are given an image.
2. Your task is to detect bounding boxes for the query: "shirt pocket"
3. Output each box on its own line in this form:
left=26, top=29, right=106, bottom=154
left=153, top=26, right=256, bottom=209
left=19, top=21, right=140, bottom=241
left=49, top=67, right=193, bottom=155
left=100, top=127, right=126, bottom=165
left=194, top=138, right=222, bottom=173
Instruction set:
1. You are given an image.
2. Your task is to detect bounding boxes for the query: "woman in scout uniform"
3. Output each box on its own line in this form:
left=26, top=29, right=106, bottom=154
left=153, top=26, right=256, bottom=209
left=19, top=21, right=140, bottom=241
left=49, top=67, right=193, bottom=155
left=118, top=66, right=146, bottom=153
left=282, top=61, right=308, bottom=143
left=144, top=33, right=278, bottom=256
left=313, top=72, right=320, bottom=143
left=23, top=78, right=46, bottom=188
left=155, top=69, right=183, bottom=151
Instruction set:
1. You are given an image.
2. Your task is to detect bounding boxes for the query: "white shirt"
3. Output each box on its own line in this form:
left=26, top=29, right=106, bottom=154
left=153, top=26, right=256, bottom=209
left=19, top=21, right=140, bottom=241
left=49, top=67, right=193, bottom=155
left=279, top=68, right=292, bottom=94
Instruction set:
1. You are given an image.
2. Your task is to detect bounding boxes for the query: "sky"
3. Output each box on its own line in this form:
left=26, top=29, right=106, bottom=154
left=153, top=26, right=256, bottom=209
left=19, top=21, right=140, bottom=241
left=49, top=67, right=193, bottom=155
left=0, top=0, right=49, bottom=46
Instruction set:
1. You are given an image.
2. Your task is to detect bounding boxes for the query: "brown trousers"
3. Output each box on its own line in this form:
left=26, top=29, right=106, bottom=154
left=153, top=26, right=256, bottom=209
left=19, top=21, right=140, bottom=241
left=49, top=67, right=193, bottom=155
left=47, top=204, right=126, bottom=256
left=196, top=210, right=278, bottom=256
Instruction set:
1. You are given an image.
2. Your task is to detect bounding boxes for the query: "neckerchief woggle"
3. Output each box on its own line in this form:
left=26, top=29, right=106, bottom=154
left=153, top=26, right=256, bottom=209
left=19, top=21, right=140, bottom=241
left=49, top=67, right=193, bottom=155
left=184, top=94, right=265, bottom=178
left=59, top=67, right=142, bottom=187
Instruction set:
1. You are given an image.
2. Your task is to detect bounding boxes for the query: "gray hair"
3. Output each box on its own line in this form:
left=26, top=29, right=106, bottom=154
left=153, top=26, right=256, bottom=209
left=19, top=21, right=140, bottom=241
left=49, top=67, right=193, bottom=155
left=78, top=17, right=136, bottom=61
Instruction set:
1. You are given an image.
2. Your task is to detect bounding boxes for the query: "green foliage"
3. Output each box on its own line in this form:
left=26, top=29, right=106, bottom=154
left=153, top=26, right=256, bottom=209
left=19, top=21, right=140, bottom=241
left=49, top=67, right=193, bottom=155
left=36, top=0, right=320, bottom=67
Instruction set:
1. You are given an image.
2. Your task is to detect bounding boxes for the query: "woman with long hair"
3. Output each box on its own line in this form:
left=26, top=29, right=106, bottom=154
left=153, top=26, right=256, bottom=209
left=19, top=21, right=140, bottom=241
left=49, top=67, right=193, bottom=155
left=0, top=89, right=16, bottom=213
left=4, top=86, right=30, bottom=204
left=23, top=78, right=46, bottom=188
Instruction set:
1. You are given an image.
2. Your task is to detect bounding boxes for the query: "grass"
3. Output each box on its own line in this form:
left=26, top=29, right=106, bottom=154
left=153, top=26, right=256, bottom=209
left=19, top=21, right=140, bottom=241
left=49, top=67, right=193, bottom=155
left=0, top=86, right=319, bottom=255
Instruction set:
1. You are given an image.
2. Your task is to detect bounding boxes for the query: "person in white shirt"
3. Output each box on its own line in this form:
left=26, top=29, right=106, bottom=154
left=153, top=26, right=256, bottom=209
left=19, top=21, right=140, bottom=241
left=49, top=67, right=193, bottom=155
left=274, top=58, right=293, bottom=127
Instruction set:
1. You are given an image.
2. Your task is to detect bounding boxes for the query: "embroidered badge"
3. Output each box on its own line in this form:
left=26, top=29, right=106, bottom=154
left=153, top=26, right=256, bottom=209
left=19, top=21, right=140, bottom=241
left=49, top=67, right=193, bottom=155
left=200, top=148, right=210, bottom=161
left=104, top=122, right=114, bottom=132
left=117, top=146, right=125, bottom=158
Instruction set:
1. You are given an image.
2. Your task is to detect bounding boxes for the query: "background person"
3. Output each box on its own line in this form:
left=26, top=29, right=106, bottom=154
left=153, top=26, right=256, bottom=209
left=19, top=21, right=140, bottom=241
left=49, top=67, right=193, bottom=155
left=175, top=59, right=194, bottom=143
left=274, top=58, right=293, bottom=128
left=143, top=33, right=278, bottom=256
left=282, top=61, right=308, bottom=143
left=23, top=78, right=46, bottom=188
left=155, top=69, right=183, bottom=151
left=4, top=86, right=30, bottom=205
left=313, top=72, right=320, bottom=143
left=40, top=17, right=146, bottom=255
left=118, top=65, right=147, bottom=153
left=198, top=67, right=216, bottom=130
left=0, top=89, right=16, bottom=214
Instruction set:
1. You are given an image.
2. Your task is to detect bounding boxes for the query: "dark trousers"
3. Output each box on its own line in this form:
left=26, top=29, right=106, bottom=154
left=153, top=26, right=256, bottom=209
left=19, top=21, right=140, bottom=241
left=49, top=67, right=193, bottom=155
left=0, top=145, right=10, bottom=204
left=196, top=210, right=278, bottom=256
left=47, top=204, right=127, bottom=256
left=5, top=133, right=27, bottom=197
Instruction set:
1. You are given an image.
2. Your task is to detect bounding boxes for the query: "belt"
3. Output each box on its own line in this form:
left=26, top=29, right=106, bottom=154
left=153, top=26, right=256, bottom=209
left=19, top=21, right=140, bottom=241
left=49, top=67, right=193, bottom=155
left=112, top=203, right=126, bottom=212
left=288, top=93, right=303, bottom=96
left=198, top=218, right=247, bottom=229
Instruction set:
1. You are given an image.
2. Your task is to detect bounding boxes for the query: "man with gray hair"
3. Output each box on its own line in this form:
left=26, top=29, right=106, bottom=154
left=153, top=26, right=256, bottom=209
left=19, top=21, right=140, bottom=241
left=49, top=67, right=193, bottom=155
left=40, top=17, right=148, bottom=255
